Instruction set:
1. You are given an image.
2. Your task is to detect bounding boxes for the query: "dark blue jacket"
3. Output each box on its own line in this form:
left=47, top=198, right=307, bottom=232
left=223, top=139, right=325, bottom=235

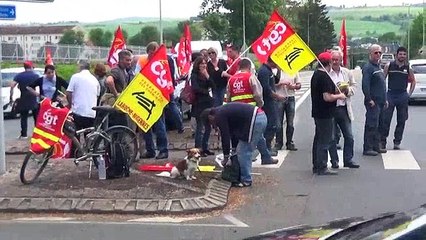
left=362, top=61, right=386, bottom=104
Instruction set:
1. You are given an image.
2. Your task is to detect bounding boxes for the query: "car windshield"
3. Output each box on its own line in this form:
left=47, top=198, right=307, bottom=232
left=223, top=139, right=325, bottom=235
left=381, top=54, right=394, bottom=60
left=1, top=72, right=18, bottom=87
left=412, top=64, right=426, bottom=74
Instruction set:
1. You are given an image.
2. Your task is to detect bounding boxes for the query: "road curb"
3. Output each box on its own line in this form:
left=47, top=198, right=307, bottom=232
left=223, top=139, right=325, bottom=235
left=0, top=179, right=231, bottom=214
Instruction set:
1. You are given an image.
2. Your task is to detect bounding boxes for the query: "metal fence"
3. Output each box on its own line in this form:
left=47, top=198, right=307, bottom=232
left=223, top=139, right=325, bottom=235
left=0, top=42, right=147, bottom=63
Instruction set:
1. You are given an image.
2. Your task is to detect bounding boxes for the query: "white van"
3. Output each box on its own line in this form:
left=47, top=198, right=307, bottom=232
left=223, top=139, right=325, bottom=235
left=1, top=67, right=44, bottom=118
left=174, top=40, right=223, bottom=59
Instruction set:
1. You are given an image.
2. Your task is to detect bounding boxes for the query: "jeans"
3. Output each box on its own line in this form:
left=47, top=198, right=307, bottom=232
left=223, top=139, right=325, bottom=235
left=238, top=112, right=267, bottom=183
left=195, top=116, right=211, bottom=151
left=312, top=118, right=334, bottom=173
left=275, top=96, right=295, bottom=147
left=364, top=102, right=385, bottom=152
left=263, top=102, right=278, bottom=149
left=20, top=108, right=38, bottom=137
left=380, top=92, right=409, bottom=146
left=143, top=114, right=168, bottom=154
left=329, top=107, right=354, bottom=164
left=213, top=87, right=226, bottom=107
left=166, top=98, right=184, bottom=131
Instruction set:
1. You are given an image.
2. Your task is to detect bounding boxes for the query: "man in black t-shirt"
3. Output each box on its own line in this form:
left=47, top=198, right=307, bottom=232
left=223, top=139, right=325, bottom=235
left=311, top=52, right=347, bottom=175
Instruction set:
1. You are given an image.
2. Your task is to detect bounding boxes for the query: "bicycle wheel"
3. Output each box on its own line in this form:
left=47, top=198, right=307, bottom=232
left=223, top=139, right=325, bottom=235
left=93, top=126, right=138, bottom=166
left=20, top=148, right=53, bottom=185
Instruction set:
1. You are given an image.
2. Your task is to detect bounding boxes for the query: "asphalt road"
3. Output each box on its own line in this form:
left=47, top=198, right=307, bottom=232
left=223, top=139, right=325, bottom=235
left=2, top=70, right=426, bottom=240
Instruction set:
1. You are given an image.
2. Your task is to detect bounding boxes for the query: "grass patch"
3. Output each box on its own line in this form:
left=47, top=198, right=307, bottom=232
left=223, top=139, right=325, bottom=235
left=2, top=62, right=79, bottom=81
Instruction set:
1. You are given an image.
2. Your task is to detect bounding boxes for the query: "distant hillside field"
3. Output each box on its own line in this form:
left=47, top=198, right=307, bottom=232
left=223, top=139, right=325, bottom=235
left=328, top=6, right=423, bottom=37
left=82, top=18, right=183, bottom=37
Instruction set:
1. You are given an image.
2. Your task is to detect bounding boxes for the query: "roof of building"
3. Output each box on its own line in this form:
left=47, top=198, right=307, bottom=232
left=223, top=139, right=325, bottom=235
left=0, top=25, right=77, bottom=35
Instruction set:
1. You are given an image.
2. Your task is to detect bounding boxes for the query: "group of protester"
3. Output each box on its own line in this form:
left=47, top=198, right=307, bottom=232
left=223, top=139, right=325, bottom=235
left=310, top=45, right=415, bottom=175
left=10, top=41, right=414, bottom=187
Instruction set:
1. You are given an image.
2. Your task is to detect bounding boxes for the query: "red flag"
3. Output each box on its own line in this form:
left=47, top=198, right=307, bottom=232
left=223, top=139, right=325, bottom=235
left=177, top=24, right=192, bottom=76
left=107, top=26, right=126, bottom=67
left=339, top=18, right=348, bottom=67
left=252, top=10, right=295, bottom=64
left=45, top=47, right=53, bottom=65
left=141, top=44, right=174, bottom=99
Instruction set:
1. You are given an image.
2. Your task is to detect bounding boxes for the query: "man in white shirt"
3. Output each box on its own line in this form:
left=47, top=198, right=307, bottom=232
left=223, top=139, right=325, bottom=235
left=274, top=70, right=301, bottom=151
left=328, top=50, right=359, bottom=169
left=66, top=60, right=100, bottom=131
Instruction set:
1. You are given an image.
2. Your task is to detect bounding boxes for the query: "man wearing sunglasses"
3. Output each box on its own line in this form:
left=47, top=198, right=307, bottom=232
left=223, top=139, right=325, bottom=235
left=362, top=44, right=387, bottom=156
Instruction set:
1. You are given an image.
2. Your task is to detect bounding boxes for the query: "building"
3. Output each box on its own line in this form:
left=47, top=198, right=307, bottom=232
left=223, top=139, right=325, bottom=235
left=0, top=25, right=80, bottom=59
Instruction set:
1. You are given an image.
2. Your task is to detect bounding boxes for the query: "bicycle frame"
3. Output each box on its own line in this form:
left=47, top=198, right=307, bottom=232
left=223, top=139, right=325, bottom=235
left=64, top=112, right=113, bottom=165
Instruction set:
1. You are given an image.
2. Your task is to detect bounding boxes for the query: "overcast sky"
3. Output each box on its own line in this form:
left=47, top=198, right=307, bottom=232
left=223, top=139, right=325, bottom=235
left=0, top=0, right=423, bottom=24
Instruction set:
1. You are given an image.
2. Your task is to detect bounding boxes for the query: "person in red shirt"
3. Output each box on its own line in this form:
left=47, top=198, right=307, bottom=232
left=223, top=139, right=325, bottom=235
left=226, top=44, right=241, bottom=76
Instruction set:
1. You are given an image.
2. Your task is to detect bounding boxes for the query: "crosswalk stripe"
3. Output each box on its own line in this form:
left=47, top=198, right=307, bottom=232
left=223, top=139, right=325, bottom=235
left=382, top=150, right=421, bottom=170
left=252, top=150, right=288, bottom=169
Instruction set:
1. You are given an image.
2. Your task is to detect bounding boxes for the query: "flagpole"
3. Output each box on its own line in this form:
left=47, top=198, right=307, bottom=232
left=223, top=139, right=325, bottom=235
left=225, top=44, right=253, bottom=72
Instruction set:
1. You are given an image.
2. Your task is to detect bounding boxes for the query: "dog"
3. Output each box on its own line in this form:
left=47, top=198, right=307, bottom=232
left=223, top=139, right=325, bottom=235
left=170, top=148, right=201, bottom=180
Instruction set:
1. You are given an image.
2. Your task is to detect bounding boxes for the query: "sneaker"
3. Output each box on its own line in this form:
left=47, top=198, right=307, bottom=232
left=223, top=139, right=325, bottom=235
left=331, top=162, right=339, bottom=169
left=363, top=150, right=379, bottom=156
left=17, top=135, right=28, bottom=140
left=140, top=152, right=156, bottom=159
left=394, top=144, right=401, bottom=150
left=261, top=158, right=279, bottom=165
left=202, top=150, right=215, bottom=156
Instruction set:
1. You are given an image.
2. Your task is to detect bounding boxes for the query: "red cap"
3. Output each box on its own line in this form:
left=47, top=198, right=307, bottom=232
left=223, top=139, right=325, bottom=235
left=317, top=52, right=332, bottom=62
left=23, top=61, right=34, bottom=69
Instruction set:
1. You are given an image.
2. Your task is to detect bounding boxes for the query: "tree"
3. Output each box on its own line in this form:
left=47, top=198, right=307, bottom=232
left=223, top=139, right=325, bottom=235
left=88, top=28, right=113, bottom=47
left=407, top=13, right=424, bottom=58
left=378, top=32, right=400, bottom=44
left=59, top=29, right=85, bottom=45
left=200, top=0, right=283, bottom=45
left=128, top=26, right=159, bottom=46
left=296, top=0, right=335, bottom=54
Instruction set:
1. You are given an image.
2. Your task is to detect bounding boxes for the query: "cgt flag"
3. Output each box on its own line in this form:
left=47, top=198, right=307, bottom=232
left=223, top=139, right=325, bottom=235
left=45, top=47, right=54, bottom=65
left=114, top=45, right=174, bottom=132
left=107, top=26, right=126, bottom=67
left=253, top=10, right=316, bottom=75
left=339, top=17, right=348, bottom=67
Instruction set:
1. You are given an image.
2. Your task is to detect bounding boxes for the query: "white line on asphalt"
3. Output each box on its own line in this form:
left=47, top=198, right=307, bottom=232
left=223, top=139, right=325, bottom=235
left=12, top=217, right=75, bottom=221
left=252, top=150, right=288, bottom=169
left=382, top=150, right=421, bottom=170
left=295, top=89, right=311, bottom=111
left=3, top=220, right=249, bottom=228
left=127, top=216, right=205, bottom=223
left=223, top=214, right=249, bottom=227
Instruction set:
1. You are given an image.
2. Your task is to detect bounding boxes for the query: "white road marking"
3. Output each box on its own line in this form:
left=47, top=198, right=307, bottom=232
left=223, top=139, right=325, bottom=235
left=128, top=216, right=204, bottom=223
left=382, top=150, right=421, bottom=170
left=295, top=89, right=311, bottom=111
left=13, top=217, right=75, bottom=221
left=223, top=214, right=249, bottom=227
left=252, top=150, right=288, bottom=169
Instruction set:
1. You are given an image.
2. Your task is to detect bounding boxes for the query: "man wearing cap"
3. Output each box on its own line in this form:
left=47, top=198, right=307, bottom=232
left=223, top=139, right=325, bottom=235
left=311, top=52, right=347, bottom=175
left=362, top=44, right=387, bottom=156
left=10, top=61, right=39, bottom=139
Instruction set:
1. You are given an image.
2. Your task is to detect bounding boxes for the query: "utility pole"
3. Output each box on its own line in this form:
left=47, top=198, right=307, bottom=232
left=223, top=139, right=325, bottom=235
left=408, top=4, right=411, bottom=59
left=0, top=41, right=4, bottom=175
left=308, top=13, right=312, bottom=47
left=242, top=0, right=246, bottom=53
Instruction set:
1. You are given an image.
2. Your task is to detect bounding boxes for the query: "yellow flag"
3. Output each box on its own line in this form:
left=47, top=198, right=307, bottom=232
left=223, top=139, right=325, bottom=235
left=114, top=73, right=169, bottom=132
left=271, top=34, right=316, bottom=75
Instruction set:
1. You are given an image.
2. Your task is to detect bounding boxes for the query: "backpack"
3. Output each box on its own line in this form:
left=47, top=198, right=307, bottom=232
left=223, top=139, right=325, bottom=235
left=180, top=80, right=196, bottom=104
left=105, top=141, right=130, bottom=179
left=221, top=155, right=241, bottom=184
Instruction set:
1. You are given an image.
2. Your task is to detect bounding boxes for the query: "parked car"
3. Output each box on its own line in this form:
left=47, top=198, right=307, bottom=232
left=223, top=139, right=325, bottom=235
left=409, top=59, right=426, bottom=103
left=245, top=204, right=426, bottom=239
left=380, top=53, right=395, bottom=69
left=1, top=67, right=44, bottom=118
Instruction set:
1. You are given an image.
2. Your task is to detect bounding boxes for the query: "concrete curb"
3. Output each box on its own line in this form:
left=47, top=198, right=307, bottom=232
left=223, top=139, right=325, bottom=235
left=0, top=179, right=231, bottom=214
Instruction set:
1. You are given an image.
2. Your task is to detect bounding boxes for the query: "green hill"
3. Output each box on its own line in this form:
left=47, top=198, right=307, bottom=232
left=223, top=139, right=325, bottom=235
left=328, top=6, right=423, bottom=37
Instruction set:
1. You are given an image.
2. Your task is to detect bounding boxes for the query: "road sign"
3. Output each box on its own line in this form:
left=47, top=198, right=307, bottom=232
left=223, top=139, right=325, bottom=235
left=0, top=5, right=15, bottom=20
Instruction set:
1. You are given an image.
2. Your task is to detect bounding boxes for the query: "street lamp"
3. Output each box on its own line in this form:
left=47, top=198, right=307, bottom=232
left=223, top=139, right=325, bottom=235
left=242, top=0, right=246, bottom=52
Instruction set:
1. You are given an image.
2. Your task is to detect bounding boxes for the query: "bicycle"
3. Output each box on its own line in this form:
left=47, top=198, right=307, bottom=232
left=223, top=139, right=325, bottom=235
left=20, top=105, right=139, bottom=184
